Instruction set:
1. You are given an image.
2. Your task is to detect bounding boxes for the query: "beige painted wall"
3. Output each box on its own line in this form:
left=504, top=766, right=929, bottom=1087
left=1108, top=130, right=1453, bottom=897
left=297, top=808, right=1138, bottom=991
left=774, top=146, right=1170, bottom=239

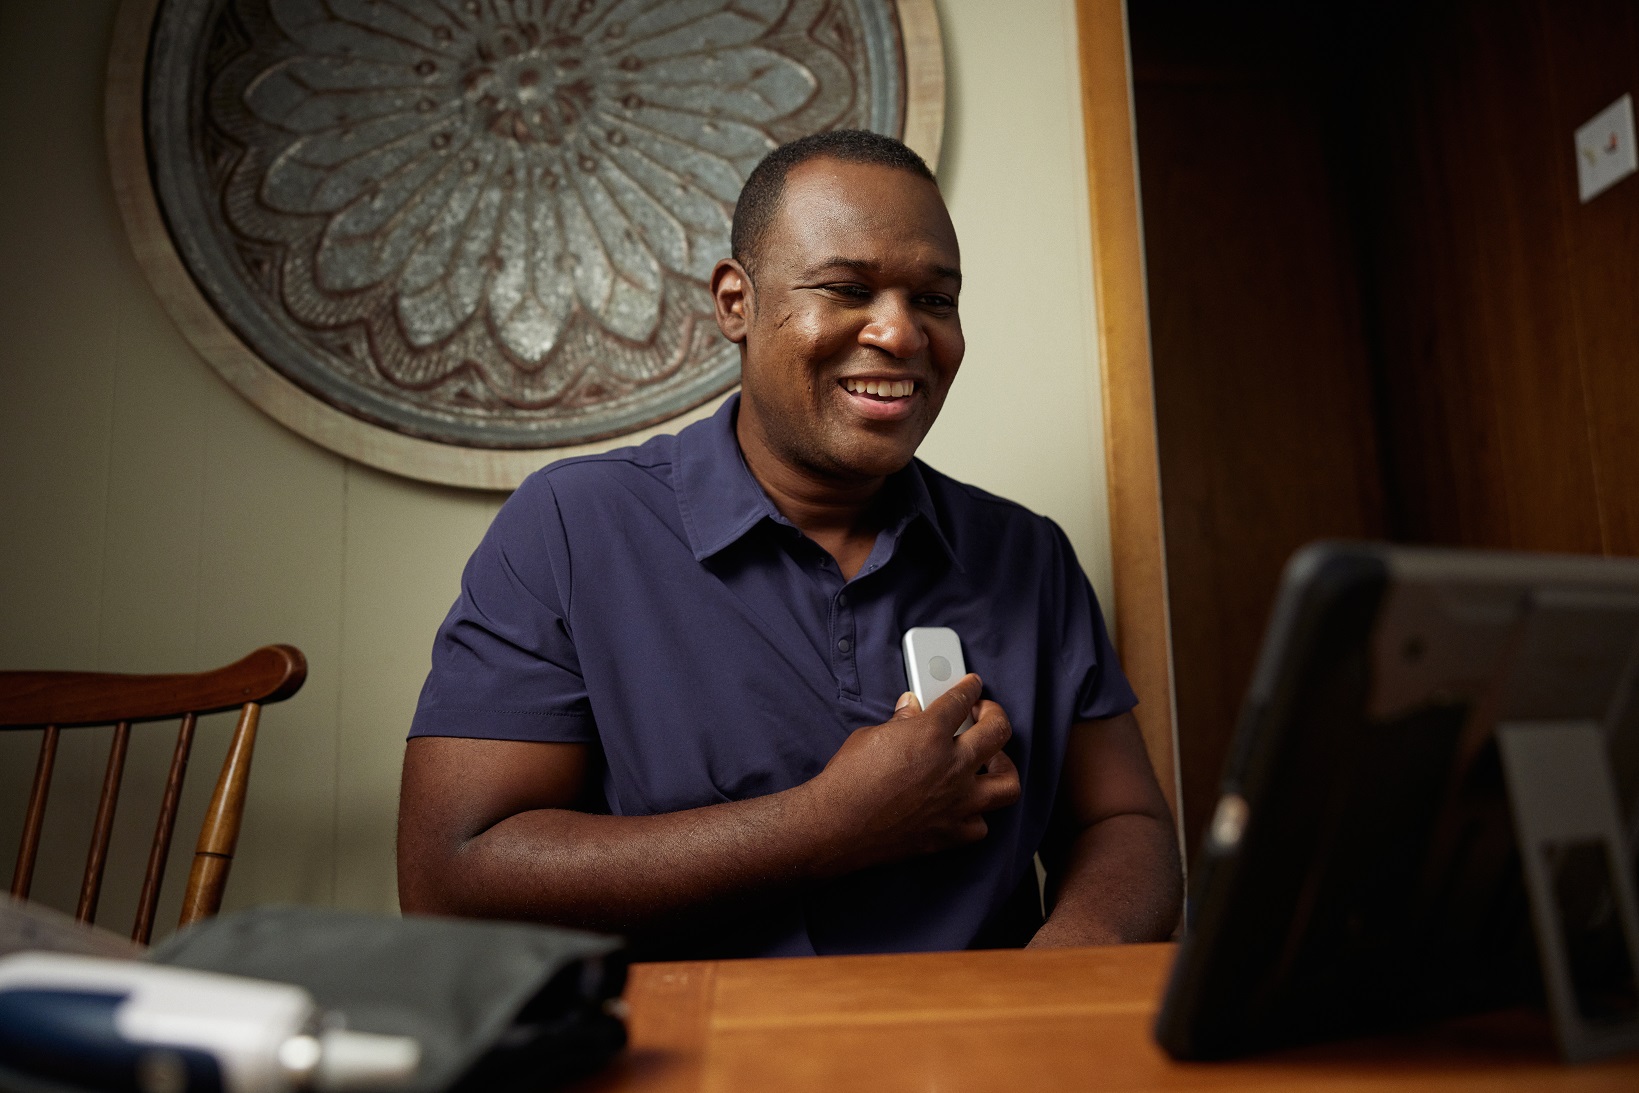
left=0, top=0, right=1113, bottom=941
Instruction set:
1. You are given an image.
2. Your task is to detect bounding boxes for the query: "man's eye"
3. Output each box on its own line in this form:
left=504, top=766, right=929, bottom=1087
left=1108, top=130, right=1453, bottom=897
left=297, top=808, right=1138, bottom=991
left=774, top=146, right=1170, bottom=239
left=825, top=284, right=871, bottom=299
left=919, top=295, right=957, bottom=310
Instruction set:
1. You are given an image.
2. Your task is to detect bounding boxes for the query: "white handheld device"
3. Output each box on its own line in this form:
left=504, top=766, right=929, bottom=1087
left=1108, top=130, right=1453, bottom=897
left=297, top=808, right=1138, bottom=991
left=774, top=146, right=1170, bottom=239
left=901, top=626, right=975, bottom=735
left=0, top=952, right=420, bottom=1092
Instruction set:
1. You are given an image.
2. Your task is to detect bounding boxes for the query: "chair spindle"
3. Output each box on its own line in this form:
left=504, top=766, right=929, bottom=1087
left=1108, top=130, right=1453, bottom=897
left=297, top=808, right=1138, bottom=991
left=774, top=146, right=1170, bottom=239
left=77, top=720, right=131, bottom=923
left=132, top=712, right=197, bottom=945
left=179, top=702, right=261, bottom=928
left=11, top=724, right=59, bottom=899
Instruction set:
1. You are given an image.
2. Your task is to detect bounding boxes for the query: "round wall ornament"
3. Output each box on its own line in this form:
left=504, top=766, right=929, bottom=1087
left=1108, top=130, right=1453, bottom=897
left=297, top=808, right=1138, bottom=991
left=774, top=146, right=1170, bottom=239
left=107, top=0, right=944, bottom=488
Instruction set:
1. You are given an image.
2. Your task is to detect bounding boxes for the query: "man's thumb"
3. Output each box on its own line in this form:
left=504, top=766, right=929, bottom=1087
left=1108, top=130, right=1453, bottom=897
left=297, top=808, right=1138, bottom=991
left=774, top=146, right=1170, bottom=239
left=894, top=691, right=922, bottom=718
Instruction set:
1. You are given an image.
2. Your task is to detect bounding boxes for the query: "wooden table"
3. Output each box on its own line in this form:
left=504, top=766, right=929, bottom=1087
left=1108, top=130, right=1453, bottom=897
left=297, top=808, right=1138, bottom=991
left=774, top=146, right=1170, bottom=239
left=574, top=943, right=1639, bottom=1092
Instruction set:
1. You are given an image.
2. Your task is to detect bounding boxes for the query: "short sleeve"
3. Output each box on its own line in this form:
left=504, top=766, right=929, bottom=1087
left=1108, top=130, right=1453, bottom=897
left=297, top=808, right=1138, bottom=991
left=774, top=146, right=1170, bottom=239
left=409, top=474, right=596, bottom=743
left=1049, top=523, right=1139, bottom=722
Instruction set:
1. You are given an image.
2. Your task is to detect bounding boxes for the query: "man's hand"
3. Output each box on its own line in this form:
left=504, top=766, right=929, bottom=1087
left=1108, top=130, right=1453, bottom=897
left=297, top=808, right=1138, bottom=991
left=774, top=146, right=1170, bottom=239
left=805, top=674, right=1021, bottom=876
left=397, top=674, right=1020, bottom=938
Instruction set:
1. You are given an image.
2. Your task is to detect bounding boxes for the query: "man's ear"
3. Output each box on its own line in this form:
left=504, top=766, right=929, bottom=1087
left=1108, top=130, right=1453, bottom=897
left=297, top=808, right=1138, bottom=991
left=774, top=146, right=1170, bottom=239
left=711, top=258, right=752, bottom=345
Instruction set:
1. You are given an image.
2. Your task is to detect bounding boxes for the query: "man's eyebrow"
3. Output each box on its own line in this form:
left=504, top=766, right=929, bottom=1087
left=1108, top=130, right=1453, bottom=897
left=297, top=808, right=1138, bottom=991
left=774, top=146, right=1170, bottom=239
left=801, top=256, right=963, bottom=288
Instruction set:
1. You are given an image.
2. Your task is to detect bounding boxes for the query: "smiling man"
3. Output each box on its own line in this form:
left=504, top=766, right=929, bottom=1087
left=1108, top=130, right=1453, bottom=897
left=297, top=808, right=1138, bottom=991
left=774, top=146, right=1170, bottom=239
left=397, top=131, right=1182, bottom=958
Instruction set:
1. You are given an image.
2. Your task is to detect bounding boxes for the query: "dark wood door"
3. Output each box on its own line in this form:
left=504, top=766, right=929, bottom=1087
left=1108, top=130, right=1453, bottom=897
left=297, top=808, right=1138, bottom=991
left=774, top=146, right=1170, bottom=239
left=1129, top=0, right=1639, bottom=861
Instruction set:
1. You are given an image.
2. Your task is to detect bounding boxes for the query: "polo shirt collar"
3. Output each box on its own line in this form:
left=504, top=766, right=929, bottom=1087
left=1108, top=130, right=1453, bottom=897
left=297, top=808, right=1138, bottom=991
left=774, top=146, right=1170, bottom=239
left=675, top=394, right=959, bottom=570
left=676, top=394, right=778, bottom=561
left=890, top=452, right=962, bottom=571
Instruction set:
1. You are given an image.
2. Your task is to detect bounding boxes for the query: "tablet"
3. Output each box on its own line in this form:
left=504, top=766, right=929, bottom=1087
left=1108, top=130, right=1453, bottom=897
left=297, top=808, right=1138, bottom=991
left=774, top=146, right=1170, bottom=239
left=1155, top=542, right=1639, bottom=1060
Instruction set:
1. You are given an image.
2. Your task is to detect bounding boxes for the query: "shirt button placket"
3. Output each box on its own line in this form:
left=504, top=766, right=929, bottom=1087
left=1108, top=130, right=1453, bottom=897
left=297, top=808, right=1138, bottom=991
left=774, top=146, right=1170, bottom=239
left=833, top=587, right=860, bottom=695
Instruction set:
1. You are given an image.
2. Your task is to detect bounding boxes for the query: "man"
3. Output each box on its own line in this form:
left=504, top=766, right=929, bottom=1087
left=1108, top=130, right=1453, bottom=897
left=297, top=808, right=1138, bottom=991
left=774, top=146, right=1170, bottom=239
left=398, top=131, right=1181, bottom=958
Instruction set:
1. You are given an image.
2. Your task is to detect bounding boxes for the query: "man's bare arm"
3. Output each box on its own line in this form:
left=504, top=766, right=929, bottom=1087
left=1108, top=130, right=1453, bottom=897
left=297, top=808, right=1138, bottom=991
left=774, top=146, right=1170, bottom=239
left=397, top=676, right=1020, bottom=938
left=1029, top=711, right=1183, bottom=947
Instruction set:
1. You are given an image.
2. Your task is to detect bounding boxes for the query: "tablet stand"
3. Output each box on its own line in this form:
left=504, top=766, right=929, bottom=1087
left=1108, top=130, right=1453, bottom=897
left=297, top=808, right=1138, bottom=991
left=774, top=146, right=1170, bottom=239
left=1498, top=720, right=1639, bottom=1063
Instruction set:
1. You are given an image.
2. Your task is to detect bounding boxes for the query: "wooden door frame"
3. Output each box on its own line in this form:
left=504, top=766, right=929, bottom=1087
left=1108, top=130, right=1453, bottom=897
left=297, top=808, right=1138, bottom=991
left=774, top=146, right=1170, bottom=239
left=1073, top=0, right=1182, bottom=826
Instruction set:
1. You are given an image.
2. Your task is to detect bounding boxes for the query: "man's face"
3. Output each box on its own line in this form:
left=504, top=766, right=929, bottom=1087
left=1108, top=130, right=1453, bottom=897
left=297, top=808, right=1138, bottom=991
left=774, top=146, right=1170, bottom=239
left=715, top=157, right=964, bottom=484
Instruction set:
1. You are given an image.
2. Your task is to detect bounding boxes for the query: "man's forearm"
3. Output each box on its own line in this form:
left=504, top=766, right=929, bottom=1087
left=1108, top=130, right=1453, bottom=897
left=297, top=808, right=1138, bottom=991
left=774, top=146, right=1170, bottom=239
left=1030, top=812, right=1183, bottom=947
left=403, top=778, right=847, bottom=935
left=398, top=682, right=1021, bottom=938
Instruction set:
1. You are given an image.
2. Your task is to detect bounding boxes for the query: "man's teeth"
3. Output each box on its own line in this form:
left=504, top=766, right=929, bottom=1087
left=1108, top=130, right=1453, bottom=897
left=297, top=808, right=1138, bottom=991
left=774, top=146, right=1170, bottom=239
left=843, top=378, right=916, bottom=398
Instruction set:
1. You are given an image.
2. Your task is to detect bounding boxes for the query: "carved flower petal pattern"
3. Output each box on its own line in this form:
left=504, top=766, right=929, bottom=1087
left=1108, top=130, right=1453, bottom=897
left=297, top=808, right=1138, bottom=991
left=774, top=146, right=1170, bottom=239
left=242, top=0, right=818, bottom=365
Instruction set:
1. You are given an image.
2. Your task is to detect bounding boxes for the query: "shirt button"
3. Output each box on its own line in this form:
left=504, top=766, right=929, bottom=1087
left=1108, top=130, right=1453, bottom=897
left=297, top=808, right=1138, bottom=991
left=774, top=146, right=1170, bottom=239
left=837, top=638, right=851, bottom=653
left=837, top=593, right=848, bottom=606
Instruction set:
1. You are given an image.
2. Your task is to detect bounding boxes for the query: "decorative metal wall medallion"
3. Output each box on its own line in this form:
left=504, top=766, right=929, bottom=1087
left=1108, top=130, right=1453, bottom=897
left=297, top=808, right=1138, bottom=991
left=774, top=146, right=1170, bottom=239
left=111, top=0, right=944, bottom=487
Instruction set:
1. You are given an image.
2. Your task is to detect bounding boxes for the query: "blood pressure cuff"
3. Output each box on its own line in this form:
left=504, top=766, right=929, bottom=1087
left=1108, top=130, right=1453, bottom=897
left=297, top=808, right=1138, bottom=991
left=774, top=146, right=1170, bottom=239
left=149, top=905, right=627, bottom=1093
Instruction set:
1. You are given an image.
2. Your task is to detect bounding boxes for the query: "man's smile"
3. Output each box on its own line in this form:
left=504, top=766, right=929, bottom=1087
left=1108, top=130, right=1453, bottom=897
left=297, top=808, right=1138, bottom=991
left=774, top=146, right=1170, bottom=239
left=841, top=377, right=918, bottom=399
left=838, top=376, right=921, bottom=421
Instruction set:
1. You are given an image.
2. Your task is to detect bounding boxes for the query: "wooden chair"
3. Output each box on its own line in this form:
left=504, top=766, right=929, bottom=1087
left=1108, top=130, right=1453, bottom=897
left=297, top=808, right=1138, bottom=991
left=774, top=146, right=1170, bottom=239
left=0, top=645, right=305, bottom=943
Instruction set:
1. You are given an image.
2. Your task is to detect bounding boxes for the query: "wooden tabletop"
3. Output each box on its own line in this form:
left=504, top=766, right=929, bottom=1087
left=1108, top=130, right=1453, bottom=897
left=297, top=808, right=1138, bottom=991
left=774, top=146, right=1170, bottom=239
left=574, top=943, right=1639, bottom=1092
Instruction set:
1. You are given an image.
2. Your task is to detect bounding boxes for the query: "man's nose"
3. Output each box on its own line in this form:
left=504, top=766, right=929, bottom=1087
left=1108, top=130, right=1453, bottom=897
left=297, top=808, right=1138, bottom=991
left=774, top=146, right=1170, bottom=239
left=858, top=294, right=929, bottom=359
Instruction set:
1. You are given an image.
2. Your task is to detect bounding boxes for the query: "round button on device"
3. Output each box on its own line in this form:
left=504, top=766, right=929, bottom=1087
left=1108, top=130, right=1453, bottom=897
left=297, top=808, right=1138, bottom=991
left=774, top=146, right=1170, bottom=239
left=929, top=655, right=951, bottom=681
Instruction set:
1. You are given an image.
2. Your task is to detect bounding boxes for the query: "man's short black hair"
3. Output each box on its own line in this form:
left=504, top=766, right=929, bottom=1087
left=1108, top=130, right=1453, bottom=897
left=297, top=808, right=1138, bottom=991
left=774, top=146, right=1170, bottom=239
left=730, top=129, right=936, bottom=279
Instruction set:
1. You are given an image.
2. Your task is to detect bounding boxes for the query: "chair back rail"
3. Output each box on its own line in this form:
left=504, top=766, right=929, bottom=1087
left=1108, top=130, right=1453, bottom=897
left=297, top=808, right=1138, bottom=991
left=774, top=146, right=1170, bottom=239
left=0, top=645, right=305, bottom=727
left=1, top=646, right=305, bottom=943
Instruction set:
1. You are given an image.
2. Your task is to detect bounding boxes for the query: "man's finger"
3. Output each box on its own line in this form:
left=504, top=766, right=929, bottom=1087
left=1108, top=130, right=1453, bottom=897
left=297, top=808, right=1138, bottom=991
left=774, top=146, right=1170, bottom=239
left=974, top=766, right=1022, bottom=812
left=984, top=748, right=1018, bottom=778
left=956, top=698, right=1012, bottom=763
left=893, top=691, right=922, bottom=719
left=924, top=674, right=982, bottom=732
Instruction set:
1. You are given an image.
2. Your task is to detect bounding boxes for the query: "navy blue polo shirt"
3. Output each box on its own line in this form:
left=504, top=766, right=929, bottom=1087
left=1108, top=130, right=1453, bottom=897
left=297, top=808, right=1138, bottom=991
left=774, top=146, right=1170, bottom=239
left=410, top=394, right=1135, bottom=957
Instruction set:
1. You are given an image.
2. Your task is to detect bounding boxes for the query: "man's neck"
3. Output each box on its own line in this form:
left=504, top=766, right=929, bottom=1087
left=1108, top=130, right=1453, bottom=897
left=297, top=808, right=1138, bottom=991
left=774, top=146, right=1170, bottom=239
left=736, top=414, right=888, bottom=581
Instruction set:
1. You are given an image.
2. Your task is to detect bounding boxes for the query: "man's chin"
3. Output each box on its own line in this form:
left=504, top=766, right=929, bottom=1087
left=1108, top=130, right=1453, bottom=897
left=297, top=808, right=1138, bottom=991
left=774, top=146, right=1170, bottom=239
left=822, top=432, right=924, bottom=482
